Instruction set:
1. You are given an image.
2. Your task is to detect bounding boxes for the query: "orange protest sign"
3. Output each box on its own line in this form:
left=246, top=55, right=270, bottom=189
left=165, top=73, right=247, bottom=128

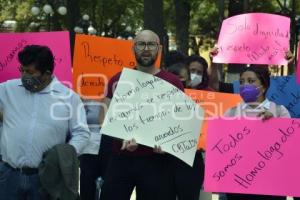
left=185, top=89, right=242, bottom=150
left=73, top=34, right=161, bottom=99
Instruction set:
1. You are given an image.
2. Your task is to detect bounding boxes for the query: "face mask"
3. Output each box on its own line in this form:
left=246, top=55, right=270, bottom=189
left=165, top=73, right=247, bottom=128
left=190, top=73, right=202, bottom=88
left=239, top=84, right=260, bottom=103
left=21, top=74, right=43, bottom=92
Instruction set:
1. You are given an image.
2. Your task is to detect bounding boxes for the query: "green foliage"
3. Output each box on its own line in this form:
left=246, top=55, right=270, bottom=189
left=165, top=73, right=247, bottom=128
left=0, top=0, right=143, bottom=35
left=0, top=0, right=17, bottom=22
left=15, top=1, right=36, bottom=32
left=163, top=0, right=176, bottom=33
left=0, top=0, right=36, bottom=32
left=0, top=0, right=299, bottom=40
left=190, top=0, right=219, bottom=38
left=78, top=0, right=143, bottom=37
left=249, top=0, right=279, bottom=13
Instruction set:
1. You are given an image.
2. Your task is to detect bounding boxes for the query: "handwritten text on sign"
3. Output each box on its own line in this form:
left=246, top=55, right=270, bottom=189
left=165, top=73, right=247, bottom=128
left=72, top=34, right=161, bottom=99
left=204, top=118, right=300, bottom=197
left=267, top=75, right=300, bottom=118
left=213, top=13, right=290, bottom=65
left=185, top=89, right=242, bottom=150
left=0, top=31, right=71, bottom=85
left=101, top=68, right=204, bottom=166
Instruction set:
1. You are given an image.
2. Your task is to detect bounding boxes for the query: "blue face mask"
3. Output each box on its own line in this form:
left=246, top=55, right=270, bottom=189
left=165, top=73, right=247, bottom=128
left=239, top=84, right=260, bottom=103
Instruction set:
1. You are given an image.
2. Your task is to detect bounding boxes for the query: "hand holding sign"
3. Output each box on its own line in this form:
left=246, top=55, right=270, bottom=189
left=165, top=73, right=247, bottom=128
left=101, top=68, right=204, bottom=166
left=121, top=138, right=138, bottom=152
left=213, top=13, right=290, bottom=65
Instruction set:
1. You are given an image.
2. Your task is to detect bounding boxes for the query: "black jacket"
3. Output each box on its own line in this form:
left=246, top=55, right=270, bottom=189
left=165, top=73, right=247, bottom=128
left=39, top=144, right=80, bottom=200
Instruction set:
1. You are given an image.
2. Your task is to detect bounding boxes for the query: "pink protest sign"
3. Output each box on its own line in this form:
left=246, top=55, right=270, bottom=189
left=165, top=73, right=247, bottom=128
left=0, top=31, right=72, bottom=86
left=204, top=118, right=300, bottom=197
left=213, top=13, right=290, bottom=65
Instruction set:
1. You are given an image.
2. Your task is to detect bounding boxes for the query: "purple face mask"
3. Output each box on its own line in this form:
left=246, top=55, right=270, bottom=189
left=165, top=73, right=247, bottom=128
left=239, top=84, right=260, bottom=103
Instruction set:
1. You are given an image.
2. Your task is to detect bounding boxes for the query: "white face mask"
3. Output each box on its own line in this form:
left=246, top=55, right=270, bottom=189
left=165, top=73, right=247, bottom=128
left=190, top=73, right=202, bottom=88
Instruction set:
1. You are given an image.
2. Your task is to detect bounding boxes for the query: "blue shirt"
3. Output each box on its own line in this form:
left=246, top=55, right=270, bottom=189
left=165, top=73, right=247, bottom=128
left=0, top=77, right=90, bottom=168
left=81, top=100, right=102, bottom=155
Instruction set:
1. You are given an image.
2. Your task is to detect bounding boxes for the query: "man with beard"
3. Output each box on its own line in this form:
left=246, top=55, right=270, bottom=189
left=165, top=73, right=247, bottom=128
left=99, top=30, right=184, bottom=200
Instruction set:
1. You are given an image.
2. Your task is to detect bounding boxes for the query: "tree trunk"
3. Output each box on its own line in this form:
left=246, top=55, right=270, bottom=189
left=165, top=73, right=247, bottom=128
left=174, top=0, right=190, bottom=56
left=289, top=0, right=296, bottom=74
left=218, top=0, right=225, bottom=30
left=143, top=0, right=166, bottom=52
left=227, top=0, right=245, bottom=75
left=228, top=0, right=244, bottom=17
left=66, top=0, right=81, bottom=58
left=243, top=0, right=250, bottom=13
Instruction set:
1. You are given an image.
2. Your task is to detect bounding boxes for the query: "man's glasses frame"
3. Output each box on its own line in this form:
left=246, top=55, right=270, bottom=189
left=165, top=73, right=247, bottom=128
left=134, top=41, right=159, bottom=51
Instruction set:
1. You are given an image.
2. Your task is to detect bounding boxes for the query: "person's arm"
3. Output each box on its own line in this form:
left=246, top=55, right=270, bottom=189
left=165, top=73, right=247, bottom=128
left=68, top=94, right=90, bottom=154
left=285, top=50, right=294, bottom=64
left=257, top=104, right=291, bottom=120
left=0, top=83, right=5, bottom=112
left=208, top=63, right=222, bottom=91
left=208, top=47, right=221, bottom=91
left=277, top=105, right=291, bottom=118
left=98, top=97, right=111, bottom=126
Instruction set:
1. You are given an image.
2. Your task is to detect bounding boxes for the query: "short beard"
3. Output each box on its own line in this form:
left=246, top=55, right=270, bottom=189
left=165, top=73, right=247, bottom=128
left=136, top=57, right=156, bottom=67
left=135, top=52, right=158, bottom=67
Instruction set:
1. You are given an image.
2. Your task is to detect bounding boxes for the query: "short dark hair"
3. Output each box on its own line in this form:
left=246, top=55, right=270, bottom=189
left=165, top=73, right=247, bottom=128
left=185, top=55, right=209, bottom=90
left=18, top=45, right=54, bottom=74
left=240, top=65, right=270, bottom=95
left=164, top=50, right=187, bottom=68
left=167, top=62, right=190, bottom=79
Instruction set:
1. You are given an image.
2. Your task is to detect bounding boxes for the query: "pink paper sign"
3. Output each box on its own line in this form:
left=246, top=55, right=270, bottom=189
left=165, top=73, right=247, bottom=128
left=0, top=31, right=72, bottom=86
left=213, top=13, right=290, bottom=65
left=204, top=118, right=300, bottom=197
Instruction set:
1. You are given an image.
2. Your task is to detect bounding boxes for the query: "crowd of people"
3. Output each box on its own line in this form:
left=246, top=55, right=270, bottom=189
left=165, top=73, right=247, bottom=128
left=0, top=28, right=297, bottom=200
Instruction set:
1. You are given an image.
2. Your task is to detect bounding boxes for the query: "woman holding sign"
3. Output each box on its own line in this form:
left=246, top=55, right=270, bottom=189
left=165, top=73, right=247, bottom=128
left=224, top=65, right=290, bottom=200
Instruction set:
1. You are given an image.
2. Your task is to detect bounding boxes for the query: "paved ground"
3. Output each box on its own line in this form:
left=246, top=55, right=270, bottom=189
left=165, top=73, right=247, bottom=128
left=130, top=190, right=294, bottom=200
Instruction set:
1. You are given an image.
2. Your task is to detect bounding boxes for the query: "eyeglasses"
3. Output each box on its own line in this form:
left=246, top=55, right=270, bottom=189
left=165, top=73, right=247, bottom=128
left=134, top=41, right=159, bottom=50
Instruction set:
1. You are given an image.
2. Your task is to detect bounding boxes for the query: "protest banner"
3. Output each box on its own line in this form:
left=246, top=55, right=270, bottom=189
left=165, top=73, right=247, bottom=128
left=101, top=68, right=204, bottom=166
left=204, top=118, right=300, bottom=197
left=213, top=13, right=290, bottom=65
left=73, top=34, right=161, bottom=99
left=267, top=75, right=300, bottom=118
left=0, top=31, right=72, bottom=86
left=185, top=89, right=242, bottom=149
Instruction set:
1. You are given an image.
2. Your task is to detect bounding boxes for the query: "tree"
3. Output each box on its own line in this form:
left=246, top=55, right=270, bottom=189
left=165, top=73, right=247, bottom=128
left=190, top=0, right=219, bottom=39
left=174, top=0, right=190, bottom=55
left=144, top=0, right=165, bottom=47
left=0, top=0, right=35, bottom=32
left=66, top=0, right=81, bottom=57
left=77, top=0, right=143, bottom=38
